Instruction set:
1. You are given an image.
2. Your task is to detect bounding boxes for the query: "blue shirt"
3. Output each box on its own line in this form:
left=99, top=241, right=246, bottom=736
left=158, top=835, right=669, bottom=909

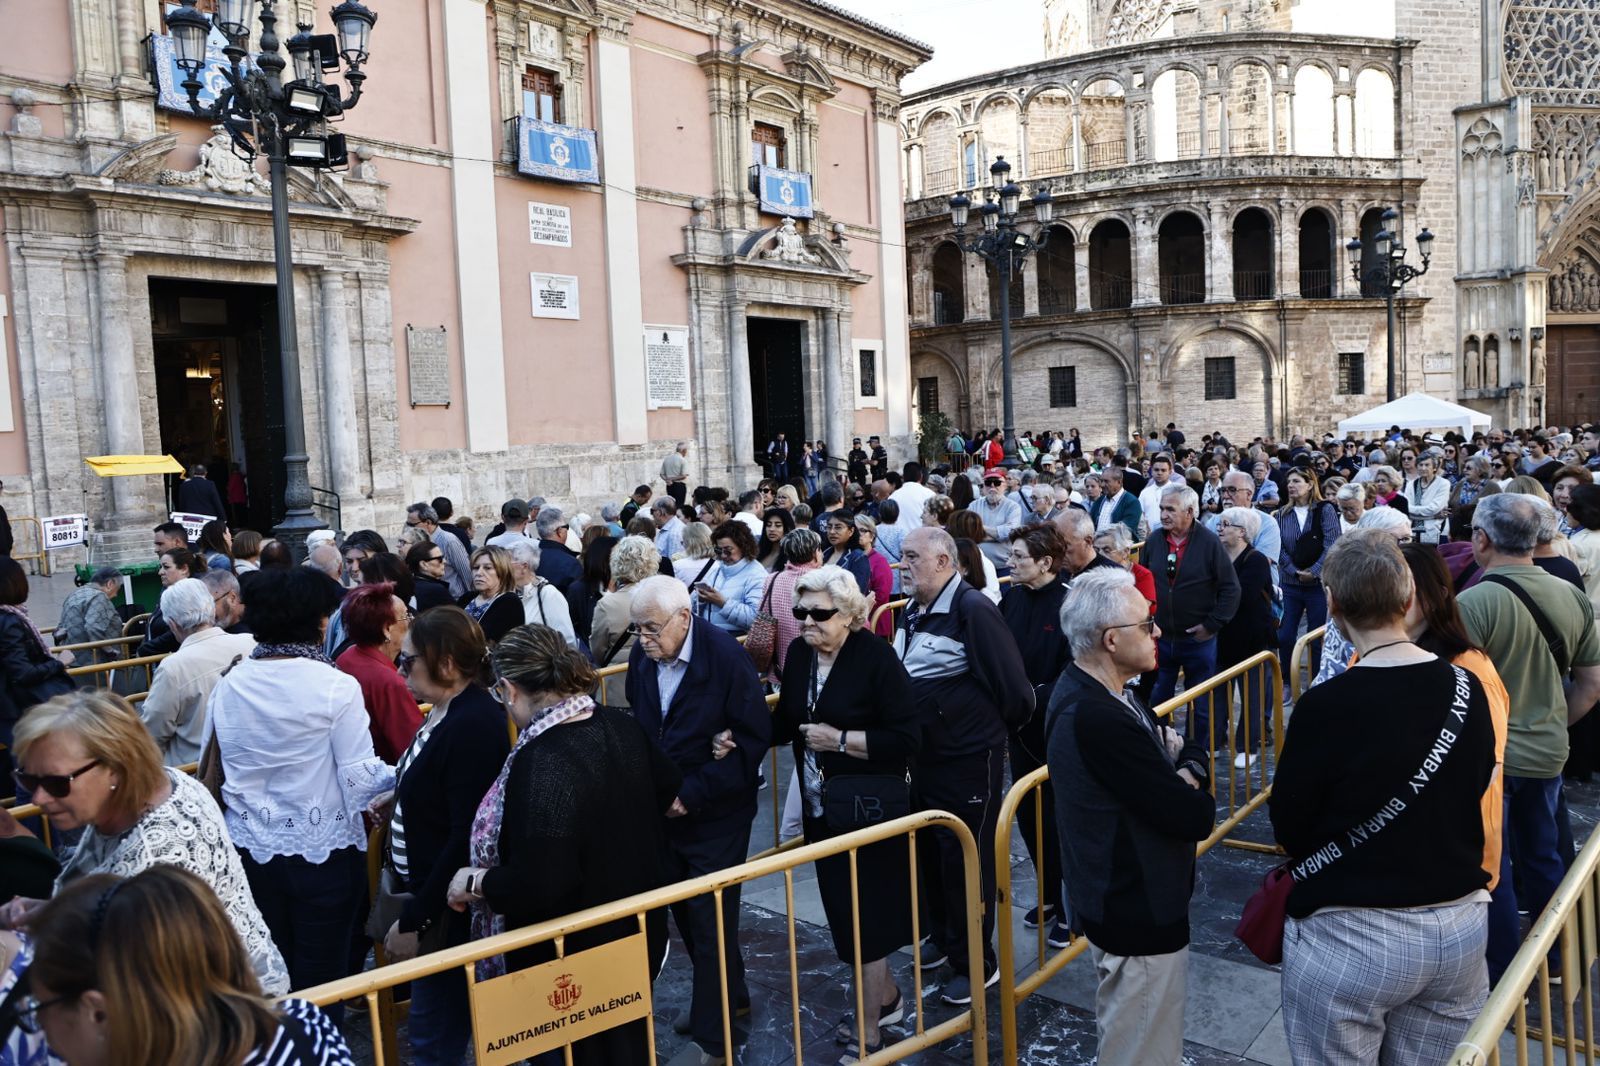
left=655, top=621, right=694, bottom=712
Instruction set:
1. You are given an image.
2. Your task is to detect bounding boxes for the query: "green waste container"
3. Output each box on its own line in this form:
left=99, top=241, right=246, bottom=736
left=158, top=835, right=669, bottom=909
left=75, top=561, right=163, bottom=615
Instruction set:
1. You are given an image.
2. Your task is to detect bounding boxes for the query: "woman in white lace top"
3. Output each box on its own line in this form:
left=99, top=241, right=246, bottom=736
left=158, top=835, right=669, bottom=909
left=1, top=690, right=289, bottom=995
left=205, top=568, right=393, bottom=1008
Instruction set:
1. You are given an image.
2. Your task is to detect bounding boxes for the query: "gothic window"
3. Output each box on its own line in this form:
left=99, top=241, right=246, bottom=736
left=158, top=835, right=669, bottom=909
left=1504, top=0, right=1600, bottom=105
left=1104, top=0, right=1175, bottom=47
left=1204, top=357, right=1237, bottom=400
left=752, top=122, right=787, bottom=168
left=523, top=67, right=563, bottom=124
left=1049, top=366, right=1077, bottom=407
left=1337, top=352, right=1364, bottom=395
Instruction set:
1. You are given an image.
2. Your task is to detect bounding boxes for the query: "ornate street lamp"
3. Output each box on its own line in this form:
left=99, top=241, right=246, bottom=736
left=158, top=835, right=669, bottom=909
left=164, top=0, right=376, bottom=556
left=1347, top=206, right=1433, bottom=403
left=948, top=156, right=1054, bottom=468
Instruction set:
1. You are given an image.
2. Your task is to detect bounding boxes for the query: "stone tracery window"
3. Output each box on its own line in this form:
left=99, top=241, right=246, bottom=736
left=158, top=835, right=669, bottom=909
left=1504, top=0, right=1600, bottom=105
left=1104, top=0, right=1175, bottom=47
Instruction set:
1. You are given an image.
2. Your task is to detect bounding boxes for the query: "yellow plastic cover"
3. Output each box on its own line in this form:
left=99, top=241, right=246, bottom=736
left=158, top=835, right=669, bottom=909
left=83, top=454, right=186, bottom=477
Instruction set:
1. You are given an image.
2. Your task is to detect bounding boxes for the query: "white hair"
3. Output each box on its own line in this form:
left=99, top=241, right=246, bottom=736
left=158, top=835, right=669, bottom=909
left=1159, top=483, right=1199, bottom=515
left=609, top=536, right=661, bottom=586
left=1061, top=567, right=1137, bottom=658
left=307, top=542, right=342, bottom=579
left=506, top=539, right=540, bottom=570
left=1219, top=506, right=1261, bottom=540
left=1355, top=506, right=1412, bottom=538
left=631, top=574, right=691, bottom=618
left=794, top=565, right=870, bottom=629
left=1334, top=481, right=1367, bottom=503
left=1221, top=469, right=1253, bottom=490
left=160, top=577, right=216, bottom=633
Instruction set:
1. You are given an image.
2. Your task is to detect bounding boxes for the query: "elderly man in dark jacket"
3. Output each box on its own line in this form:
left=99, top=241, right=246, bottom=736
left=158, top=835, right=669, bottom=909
left=626, top=576, right=770, bottom=1065
left=896, top=526, right=1035, bottom=1006
left=1048, top=567, right=1215, bottom=1066
left=1138, top=483, right=1240, bottom=750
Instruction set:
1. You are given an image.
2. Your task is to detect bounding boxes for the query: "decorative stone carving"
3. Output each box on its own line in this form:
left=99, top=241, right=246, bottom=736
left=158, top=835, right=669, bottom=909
left=1550, top=251, right=1600, bottom=311
left=1460, top=117, right=1503, bottom=158
left=761, top=217, right=823, bottom=264
left=1505, top=0, right=1600, bottom=106
left=9, top=89, right=41, bottom=136
left=1104, top=0, right=1175, bottom=47
left=1532, top=340, right=1546, bottom=386
left=1464, top=336, right=1481, bottom=390
left=352, top=144, right=379, bottom=181
left=157, top=128, right=268, bottom=196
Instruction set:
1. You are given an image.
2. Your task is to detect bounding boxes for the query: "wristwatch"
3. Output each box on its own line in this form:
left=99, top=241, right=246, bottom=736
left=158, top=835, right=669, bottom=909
left=837, top=730, right=848, bottom=753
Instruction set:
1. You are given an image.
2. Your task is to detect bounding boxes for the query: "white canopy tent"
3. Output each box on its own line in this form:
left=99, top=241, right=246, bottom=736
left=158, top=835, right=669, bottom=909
left=1336, top=393, right=1492, bottom=439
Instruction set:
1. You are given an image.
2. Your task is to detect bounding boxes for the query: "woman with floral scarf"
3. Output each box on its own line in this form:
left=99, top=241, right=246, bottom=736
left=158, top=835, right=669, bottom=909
left=446, top=624, right=681, bottom=1065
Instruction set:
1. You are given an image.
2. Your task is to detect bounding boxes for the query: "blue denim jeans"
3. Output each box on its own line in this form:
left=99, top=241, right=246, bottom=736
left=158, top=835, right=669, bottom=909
left=1152, top=636, right=1219, bottom=750
left=408, top=967, right=471, bottom=1066
left=1487, top=775, right=1568, bottom=982
left=1279, top=579, right=1328, bottom=677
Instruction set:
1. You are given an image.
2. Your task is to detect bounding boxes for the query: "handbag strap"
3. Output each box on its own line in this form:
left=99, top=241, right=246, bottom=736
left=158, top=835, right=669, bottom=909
left=1482, top=573, right=1570, bottom=675
left=1288, top=663, right=1474, bottom=882
left=692, top=557, right=716, bottom=587
left=759, top=572, right=776, bottom=615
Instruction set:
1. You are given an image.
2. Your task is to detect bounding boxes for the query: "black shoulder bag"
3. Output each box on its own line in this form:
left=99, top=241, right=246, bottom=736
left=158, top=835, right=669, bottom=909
left=810, top=649, right=911, bottom=832
left=1289, top=502, right=1330, bottom=570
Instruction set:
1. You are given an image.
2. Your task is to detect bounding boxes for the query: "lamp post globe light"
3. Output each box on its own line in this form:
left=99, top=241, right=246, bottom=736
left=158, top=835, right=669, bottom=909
left=1346, top=206, right=1433, bottom=404
left=946, top=156, right=1055, bottom=469
left=164, top=0, right=377, bottom=557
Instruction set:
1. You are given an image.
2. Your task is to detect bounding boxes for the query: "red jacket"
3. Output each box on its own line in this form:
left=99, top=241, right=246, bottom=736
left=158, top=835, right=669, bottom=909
left=336, top=644, right=422, bottom=763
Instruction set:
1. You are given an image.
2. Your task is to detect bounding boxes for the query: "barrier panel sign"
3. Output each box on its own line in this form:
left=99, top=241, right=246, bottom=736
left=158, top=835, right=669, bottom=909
left=170, top=512, right=216, bottom=544
left=42, top=514, right=87, bottom=550
left=469, top=932, right=652, bottom=1065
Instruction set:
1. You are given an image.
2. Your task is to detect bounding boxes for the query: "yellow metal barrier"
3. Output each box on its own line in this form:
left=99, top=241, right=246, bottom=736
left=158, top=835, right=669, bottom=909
left=293, top=810, right=991, bottom=1066
left=51, top=634, right=141, bottom=655
left=10, top=516, right=50, bottom=576
left=1288, top=624, right=1328, bottom=703
left=994, top=650, right=1285, bottom=1062
left=67, top=651, right=168, bottom=692
left=1449, top=823, right=1600, bottom=1065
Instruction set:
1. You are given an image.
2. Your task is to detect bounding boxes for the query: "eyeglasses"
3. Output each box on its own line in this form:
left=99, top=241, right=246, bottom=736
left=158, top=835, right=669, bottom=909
left=487, top=676, right=512, bottom=704
left=792, top=606, right=841, bottom=622
left=630, top=616, right=680, bottom=639
left=13, top=759, right=101, bottom=799
left=713, top=546, right=739, bottom=559
left=396, top=651, right=417, bottom=676
left=1103, top=617, right=1157, bottom=637
left=424, top=554, right=444, bottom=563
left=14, top=994, right=70, bottom=1035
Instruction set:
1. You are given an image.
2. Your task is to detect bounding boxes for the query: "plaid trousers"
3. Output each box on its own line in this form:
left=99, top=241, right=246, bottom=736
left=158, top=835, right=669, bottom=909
left=1282, top=900, right=1489, bottom=1066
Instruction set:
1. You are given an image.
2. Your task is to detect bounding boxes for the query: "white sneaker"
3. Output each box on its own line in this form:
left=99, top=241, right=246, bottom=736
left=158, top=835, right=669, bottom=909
left=1233, top=752, right=1249, bottom=770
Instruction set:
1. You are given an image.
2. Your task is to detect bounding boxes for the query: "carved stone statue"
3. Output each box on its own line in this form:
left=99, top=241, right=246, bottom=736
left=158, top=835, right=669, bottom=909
left=158, top=127, right=269, bottom=196
left=8, top=88, right=40, bottom=136
left=1464, top=339, right=1482, bottom=390
left=761, top=217, right=822, bottom=265
left=1483, top=338, right=1500, bottom=388
left=1531, top=340, right=1546, bottom=387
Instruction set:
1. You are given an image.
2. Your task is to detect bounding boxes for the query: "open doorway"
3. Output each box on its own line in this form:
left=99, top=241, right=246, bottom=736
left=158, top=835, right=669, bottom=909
left=148, top=279, right=286, bottom=530
left=747, top=317, right=806, bottom=472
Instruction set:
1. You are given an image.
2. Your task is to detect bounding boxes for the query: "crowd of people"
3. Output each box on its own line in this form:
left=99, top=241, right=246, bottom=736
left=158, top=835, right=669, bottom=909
left=0, top=420, right=1597, bottom=1065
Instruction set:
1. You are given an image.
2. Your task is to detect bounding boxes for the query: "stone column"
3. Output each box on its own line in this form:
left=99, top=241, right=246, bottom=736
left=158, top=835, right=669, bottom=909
left=95, top=253, right=146, bottom=521
left=1278, top=200, right=1299, bottom=298
left=726, top=303, right=757, bottom=486
left=1132, top=209, right=1159, bottom=307
left=821, top=309, right=844, bottom=455
left=318, top=270, right=362, bottom=507
left=965, top=251, right=990, bottom=321
left=1021, top=257, right=1040, bottom=316
left=1074, top=239, right=1092, bottom=311
left=1208, top=201, right=1233, bottom=302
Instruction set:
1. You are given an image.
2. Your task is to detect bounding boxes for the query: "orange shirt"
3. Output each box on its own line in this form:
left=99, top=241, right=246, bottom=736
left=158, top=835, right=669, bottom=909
left=1454, top=648, right=1509, bottom=889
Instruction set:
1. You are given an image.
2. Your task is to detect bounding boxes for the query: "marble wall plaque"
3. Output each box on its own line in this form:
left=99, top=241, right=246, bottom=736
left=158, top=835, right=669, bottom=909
left=407, top=325, right=451, bottom=407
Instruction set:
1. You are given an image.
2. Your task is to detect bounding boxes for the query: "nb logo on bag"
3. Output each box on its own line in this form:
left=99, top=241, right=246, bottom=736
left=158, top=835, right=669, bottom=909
left=854, top=795, right=884, bottom=822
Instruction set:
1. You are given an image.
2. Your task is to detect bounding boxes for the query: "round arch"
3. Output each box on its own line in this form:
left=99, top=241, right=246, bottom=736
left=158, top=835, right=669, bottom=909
left=1230, top=202, right=1279, bottom=228
left=973, top=90, right=1025, bottom=116
left=1159, top=324, right=1280, bottom=439
left=1006, top=330, right=1137, bottom=382
left=910, top=106, right=963, bottom=139
left=1157, top=320, right=1282, bottom=380
left=1155, top=204, right=1209, bottom=233
left=1021, top=82, right=1078, bottom=108
left=1290, top=57, right=1337, bottom=81
left=1224, top=57, right=1276, bottom=82
left=980, top=333, right=1134, bottom=440
left=1150, top=60, right=1206, bottom=84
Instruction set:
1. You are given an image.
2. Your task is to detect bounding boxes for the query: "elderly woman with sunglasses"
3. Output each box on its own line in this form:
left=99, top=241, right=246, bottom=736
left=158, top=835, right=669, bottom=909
left=0, top=689, right=289, bottom=996
left=770, top=565, right=921, bottom=1061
